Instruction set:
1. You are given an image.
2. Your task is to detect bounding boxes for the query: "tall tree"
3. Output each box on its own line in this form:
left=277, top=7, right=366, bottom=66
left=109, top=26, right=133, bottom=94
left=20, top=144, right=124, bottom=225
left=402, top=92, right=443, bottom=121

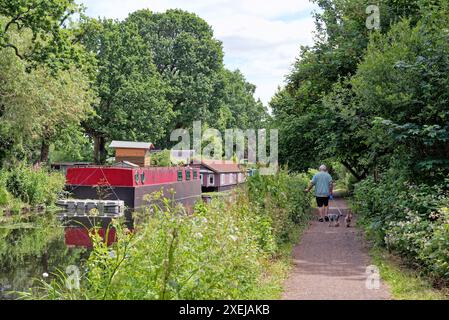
left=81, top=18, right=174, bottom=163
left=350, top=4, right=449, bottom=182
left=0, top=28, right=95, bottom=165
left=271, top=0, right=426, bottom=175
left=0, top=0, right=90, bottom=69
left=126, top=9, right=226, bottom=131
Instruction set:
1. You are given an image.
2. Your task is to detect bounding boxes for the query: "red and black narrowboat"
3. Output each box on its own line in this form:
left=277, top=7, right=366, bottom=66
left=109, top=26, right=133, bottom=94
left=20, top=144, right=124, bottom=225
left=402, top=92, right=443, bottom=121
left=61, top=141, right=202, bottom=247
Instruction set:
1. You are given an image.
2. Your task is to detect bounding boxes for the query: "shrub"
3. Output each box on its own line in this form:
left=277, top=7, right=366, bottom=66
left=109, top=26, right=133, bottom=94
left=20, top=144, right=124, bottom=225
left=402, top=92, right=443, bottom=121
left=247, top=169, right=312, bottom=250
left=3, top=165, right=65, bottom=207
left=0, top=171, right=11, bottom=207
left=420, top=208, right=449, bottom=280
left=150, top=150, right=173, bottom=167
left=353, top=170, right=449, bottom=282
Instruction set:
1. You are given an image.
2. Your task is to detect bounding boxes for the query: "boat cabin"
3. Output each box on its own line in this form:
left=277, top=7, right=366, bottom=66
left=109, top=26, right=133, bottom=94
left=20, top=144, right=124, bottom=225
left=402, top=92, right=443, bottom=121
left=193, top=160, right=246, bottom=192
left=109, top=140, right=155, bottom=167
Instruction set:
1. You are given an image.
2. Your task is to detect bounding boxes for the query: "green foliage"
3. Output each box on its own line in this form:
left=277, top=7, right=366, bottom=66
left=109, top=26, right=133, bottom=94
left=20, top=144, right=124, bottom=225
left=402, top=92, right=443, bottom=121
left=1, top=5, right=268, bottom=165
left=1, top=165, right=65, bottom=207
left=0, top=172, right=11, bottom=206
left=81, top=10, right=269, bottom=162
left=351, top=7, right=449, bottom=181
left=81, top=17, right=174, bottom=159
left=247, top=170, right=312, bottom=251
left=150, top=150, right=173, bottom=167
left=0, top=0, right=90, bottom=69
left=353, top=169, right=449, bottom=282
left=271, top=0, right=448, bottom=183
left=26, top=171, right=311, bottom=300
left=0, top=25, right=96, bottom=165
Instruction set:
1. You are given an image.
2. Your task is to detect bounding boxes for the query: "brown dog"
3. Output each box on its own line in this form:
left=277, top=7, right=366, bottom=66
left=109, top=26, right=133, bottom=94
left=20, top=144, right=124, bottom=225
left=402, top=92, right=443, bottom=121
left=345, top=212, right=353, bottom=227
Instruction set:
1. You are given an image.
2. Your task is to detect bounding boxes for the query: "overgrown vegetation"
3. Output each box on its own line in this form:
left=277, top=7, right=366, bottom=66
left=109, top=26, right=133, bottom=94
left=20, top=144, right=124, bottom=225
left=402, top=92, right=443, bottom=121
left=0, top=165, right=65, bottom=213
left=22, top=172, right=312, bottom=300
left=353, top=167, right=449, bottom=285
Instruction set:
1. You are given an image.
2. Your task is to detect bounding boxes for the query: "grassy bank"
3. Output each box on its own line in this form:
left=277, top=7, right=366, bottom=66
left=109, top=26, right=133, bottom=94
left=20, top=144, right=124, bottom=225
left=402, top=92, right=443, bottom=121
left=369, top=246, right=449, bottom=300
left=0, top=165, right=65, bottom=214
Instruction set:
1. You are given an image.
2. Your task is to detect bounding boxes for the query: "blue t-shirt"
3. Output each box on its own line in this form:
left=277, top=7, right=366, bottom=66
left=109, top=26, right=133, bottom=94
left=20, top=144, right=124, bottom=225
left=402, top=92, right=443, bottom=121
left=311, top=172, right=333, bottom=197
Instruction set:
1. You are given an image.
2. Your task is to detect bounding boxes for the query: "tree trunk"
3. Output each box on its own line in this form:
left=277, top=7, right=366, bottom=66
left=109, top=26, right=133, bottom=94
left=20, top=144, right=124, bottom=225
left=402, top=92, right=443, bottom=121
left=341, top=160, right=363, bottom=182
left=94, top=135, right=107, bottom=164
left=40, top=139, right=50, bottom=163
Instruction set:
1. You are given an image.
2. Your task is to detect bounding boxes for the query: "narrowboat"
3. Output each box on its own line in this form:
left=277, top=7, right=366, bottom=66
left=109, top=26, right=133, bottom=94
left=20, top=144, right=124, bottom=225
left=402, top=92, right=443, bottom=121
left=60, top=141, right=202, bottom=247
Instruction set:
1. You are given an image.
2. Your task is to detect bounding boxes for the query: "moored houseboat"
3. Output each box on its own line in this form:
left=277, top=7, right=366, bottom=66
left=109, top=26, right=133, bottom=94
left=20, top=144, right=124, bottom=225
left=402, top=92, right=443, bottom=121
left=61, top=141, right=201, bottom=247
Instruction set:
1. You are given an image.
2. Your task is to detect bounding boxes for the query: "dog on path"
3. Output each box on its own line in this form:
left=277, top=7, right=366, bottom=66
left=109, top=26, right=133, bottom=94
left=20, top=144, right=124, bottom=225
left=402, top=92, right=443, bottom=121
left=345, top=212, right=353, bottom=228
left=328, top=212, right=340, bottom=227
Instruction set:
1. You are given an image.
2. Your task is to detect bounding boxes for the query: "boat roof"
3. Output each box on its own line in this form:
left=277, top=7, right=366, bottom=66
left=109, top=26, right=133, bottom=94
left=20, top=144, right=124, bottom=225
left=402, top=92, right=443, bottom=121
left=199, top=159, right=242, bottom=173
left=109, top=140, right=154, bottom=150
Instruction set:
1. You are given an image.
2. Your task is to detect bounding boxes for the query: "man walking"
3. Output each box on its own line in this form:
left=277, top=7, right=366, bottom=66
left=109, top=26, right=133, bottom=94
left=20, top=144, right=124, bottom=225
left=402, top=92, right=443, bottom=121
left=305, top=165, right=333, bottom=222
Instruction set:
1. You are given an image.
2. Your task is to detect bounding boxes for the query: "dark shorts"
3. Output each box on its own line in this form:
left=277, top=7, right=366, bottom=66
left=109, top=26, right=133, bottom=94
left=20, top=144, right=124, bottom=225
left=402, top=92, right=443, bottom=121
left=316, top=196, right=329, bottom=208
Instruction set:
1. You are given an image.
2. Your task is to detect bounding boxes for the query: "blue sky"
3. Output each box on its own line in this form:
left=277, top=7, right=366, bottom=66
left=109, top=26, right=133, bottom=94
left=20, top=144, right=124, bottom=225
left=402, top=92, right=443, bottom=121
left=78, top=0, right=319, bottom=105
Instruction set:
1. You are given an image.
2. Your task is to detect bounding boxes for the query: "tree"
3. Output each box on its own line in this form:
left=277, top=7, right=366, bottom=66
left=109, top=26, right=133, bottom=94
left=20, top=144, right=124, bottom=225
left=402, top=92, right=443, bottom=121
left=82, top=10, right=268, bottom=162
left=80, top=18, right=174, bottom=163
left=350, top=4, right=449, bottom=182
left=271, top=0, right=428, bottom=176
left=0, top=0, right=90, bottom=70
left=0, top=28, right=95, bottom=165
left=126, top=9, right=225, bottom=133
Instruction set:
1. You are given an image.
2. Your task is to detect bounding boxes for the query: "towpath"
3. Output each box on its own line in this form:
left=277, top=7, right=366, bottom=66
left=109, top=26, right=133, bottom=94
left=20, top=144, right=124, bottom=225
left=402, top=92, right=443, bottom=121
left=282, top=197, right=391, bottom=300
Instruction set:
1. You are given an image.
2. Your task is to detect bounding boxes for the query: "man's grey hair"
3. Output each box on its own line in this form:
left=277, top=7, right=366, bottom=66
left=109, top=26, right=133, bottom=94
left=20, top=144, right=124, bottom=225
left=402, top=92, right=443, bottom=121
left=319, top=164, right=327, bottom=172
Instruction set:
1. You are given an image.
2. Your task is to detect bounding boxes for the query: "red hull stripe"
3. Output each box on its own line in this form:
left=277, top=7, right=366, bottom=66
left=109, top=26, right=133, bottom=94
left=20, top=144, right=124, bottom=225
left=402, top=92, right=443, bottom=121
left=66, top=167, right=199, bottom=187
left=65, top=228, right=117, bottom=248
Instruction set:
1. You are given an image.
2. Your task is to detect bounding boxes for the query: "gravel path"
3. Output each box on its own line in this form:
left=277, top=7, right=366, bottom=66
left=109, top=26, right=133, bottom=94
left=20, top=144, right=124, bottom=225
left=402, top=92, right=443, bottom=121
left=282, top=197, right=391, bottom=300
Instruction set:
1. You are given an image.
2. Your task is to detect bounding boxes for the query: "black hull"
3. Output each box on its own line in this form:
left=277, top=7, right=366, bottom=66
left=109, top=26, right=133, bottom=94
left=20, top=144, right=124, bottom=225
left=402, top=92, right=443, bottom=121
left=64, top=180, right=201, bottom=228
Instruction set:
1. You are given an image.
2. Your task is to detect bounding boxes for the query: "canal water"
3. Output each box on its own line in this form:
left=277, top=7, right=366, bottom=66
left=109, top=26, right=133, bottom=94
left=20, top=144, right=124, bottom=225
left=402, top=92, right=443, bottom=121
left=0, top=211, right=86, bottom=299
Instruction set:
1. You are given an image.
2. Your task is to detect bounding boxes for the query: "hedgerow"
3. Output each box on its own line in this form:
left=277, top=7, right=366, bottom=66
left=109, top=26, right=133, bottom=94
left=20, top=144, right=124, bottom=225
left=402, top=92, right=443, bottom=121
left=353, top=170, right=449, bottom=283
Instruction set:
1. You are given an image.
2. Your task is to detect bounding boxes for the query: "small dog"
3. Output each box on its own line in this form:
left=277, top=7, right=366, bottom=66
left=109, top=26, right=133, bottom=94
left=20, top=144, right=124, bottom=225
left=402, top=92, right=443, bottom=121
left=345, top=213, right=353, bottom=228
left=328, top=213, right=340, bottom=227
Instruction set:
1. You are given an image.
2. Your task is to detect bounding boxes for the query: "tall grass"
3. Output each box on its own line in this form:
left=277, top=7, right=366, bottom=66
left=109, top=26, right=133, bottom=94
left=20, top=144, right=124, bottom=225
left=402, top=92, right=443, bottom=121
left=0, top=164, right=65, bottom=212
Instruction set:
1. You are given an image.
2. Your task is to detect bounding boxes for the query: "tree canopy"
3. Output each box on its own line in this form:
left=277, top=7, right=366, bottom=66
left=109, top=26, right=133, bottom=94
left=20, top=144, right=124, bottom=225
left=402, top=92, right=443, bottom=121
left=0, top=4, right=268, bottom=165
left=0, top=1, right=95, bottom=165
left=271, top=0, right=448, bottom=183
left=81, top=9, right=268, bottom=162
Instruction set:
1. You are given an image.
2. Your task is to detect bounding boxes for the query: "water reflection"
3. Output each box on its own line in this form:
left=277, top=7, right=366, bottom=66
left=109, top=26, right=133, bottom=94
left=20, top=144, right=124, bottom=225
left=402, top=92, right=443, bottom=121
left=0, top=211, right=86, bottom=299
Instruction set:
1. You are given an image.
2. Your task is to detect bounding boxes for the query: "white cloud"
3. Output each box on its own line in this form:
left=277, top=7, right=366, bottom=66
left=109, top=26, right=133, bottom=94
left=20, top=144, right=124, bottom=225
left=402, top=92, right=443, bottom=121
left=78, top=0, right=318, bottom=105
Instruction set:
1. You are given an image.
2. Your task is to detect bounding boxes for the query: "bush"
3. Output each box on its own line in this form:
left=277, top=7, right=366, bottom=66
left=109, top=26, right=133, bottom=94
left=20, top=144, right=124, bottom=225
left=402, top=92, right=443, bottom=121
left=150, top=150, right=173, bottom=167
left=0, top=171, right=11, bottom=207
left=420, top=208, right=449, bottom=280
left=247, top=169, right=312, bottom=251
left=3, top=165, right=65, bottom=207
left=353, top=170, right=449, bottom=282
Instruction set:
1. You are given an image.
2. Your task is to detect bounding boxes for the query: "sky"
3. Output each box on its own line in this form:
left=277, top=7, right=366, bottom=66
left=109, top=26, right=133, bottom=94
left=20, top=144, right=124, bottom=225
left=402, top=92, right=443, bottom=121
left=78, top=0, right=319, bottom=105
